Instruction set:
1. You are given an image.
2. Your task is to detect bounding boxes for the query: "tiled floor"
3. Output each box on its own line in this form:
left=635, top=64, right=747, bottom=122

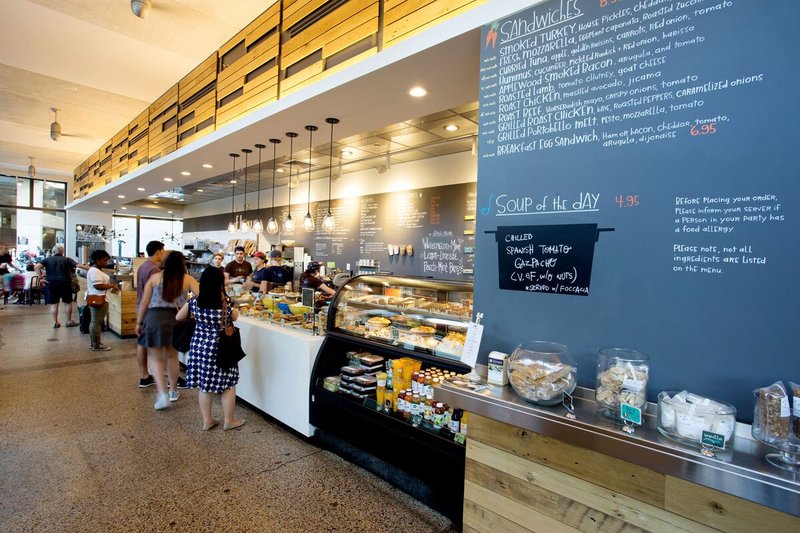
left=0, top=303, right=456, bottom=532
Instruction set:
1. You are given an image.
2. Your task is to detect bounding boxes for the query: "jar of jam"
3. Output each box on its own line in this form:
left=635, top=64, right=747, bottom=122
left=410, top=393, right=421, bottom=417
left=433, top=402, right=446, bottom=429
left=402, top=391, right=412, bottom=420
left=423, top=395, right=434, bottom=421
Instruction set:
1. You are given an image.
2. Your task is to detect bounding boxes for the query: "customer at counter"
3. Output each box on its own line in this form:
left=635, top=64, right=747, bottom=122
left=299, top=261, right=336, bottom=298
left=86, top=250, right=117, bottom=352
left=210, top=253, right=224, bottom=271
left=223, top=246, right=252, bottom=285
left=135, top=241, right=166, bottom=389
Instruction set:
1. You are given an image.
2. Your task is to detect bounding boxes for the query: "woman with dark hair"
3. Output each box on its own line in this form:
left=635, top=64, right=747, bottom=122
left=137, top=251, right=200, bottom=410
left=176, top=266, right=244, bottom=430
left=299, top=261, right=336, bottom=298
left=85, top=249, right=116, bottom=351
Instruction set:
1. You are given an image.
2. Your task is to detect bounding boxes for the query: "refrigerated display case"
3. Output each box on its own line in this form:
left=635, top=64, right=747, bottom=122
left=309, top=275, right=473, bottom=523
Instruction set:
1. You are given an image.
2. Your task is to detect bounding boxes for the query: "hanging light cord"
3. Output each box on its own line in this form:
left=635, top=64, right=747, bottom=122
left=327, top=118, right=336, bottom=213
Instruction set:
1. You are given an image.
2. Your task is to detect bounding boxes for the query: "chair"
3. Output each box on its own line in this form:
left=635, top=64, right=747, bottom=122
left=27, top=276, right=43, bottom=306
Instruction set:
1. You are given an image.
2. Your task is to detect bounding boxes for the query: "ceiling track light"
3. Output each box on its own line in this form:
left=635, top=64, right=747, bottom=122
left=227, top=153, right=240, bottom=233
left=303, top=125, right=318, bottom=232
left=131, top=0, right=152, bottom=19
left=323, top=118, right=339, bottom=232
left=284, top=132, right=298, bottom=232
left=267, top=138, right=281, bottom=235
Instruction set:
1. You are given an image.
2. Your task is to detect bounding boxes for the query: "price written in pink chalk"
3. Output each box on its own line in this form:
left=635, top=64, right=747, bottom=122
left=690, top=123, right=717, bottom=137
left=615, top=194, right=640, bottom=208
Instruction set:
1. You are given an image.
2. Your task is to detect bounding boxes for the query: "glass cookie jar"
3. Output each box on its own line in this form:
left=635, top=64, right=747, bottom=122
left=507, top=341, right=576, bottom=406
left=595, top=348, right=649, bottom=421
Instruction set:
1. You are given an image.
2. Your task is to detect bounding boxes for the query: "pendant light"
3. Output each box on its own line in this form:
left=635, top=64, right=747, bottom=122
left=253, top=143, right=266, bottom=232
left=266, top=138, right=281, bottom=234
left=227, top=153, right=240, bottom=233
left=239, top=148, right=251, bottom=233
left=303, top=124, right=318, bottom=232
left=284, top=132, right=298, bottom=232
left=322, top=118, right=339, bottom=231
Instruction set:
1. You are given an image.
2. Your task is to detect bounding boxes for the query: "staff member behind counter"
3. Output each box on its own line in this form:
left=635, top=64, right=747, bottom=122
left=242, top=249, right=290, bottom=293
left=224, top=246, right=253, bottom=285
left=299, top=261, right=336, bottom=298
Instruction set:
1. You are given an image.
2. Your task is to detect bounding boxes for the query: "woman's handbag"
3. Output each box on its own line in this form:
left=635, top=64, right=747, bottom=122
left=172, top=300, right=195, bottom=353
left=86, top=294, right=106, bottom=308
left=216, top=294, right=246, bottom=369
left=70, top=270, right=80, bottom=294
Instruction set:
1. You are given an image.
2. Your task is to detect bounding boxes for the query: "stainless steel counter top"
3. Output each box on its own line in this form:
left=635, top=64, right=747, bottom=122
left=436, top=376, right=800, bottom=518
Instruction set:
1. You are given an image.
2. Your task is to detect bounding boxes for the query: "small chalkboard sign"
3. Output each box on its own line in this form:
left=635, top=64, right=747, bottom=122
left=302, top=288, right=315, bottom=308
left=495, top=224, right=600, bottom=296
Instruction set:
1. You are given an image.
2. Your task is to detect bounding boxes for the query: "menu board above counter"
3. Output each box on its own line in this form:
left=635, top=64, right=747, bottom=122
left=184, top=182, right=477, bottom=280
left=474, top=0, right=799, bottom=421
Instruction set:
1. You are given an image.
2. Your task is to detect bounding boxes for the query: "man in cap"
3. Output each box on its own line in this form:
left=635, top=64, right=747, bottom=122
left=241, top=251, right=269, bottom=292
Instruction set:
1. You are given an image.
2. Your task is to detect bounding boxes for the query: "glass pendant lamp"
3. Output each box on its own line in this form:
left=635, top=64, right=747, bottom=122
left=303, top=124, right=318, bottom=232
left=284, top=132, right=298, bottom=232
left=322, top=118, right=339, bottom=231
left=253, top=143, right=266, bottom=232
left=227, top=153, right=240, bottom=233
left=266, top=138, right=281, bottom=234
left=239, top=148, right=251, bottom=233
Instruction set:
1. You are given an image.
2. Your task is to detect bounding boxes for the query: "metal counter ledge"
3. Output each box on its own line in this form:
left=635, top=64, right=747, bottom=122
left=435, top=377, right=800, bottom=518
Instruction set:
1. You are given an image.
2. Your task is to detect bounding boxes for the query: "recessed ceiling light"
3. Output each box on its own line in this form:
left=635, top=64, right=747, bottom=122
left=341, top=149, right=354, bottom=158
left=117, top=194, right=126, bottom=198
left=121, top=207, right=127, bottom=210
left=202, top=164, right=213, bottom=169
left=168, top=211, right=173, bottom=214
left=153, top=200, right=159, bottom=204
left=276, top=168, right=285, bottom=173
left=408, top=86, right=428, bottom=97
left=230, top=180, right=237, bottom=184
left=102, top=200, right=109, bottom=204
left=137, top=187, right=145, bottom=191
left=181, top=171, right=191, bottom=176
left=444, top=124, right=459, bottom=132
left=197, top=188, right=204, bottom=192
left=163, top=177, right=173, bottom=182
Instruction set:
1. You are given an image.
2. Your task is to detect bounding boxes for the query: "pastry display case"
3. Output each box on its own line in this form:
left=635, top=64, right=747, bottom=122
left=310, top=275, right=473, bottom=524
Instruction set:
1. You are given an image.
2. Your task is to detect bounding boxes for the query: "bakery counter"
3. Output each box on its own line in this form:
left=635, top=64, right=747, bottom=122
left=435, top=377, right=800, bottom=532
left=235, top=316, right=324, bottom=437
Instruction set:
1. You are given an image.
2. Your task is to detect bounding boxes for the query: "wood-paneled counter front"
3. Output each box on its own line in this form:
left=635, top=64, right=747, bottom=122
left=76, top=275, right=137, bottom=337
left=435, top=384, right=800, bottom=533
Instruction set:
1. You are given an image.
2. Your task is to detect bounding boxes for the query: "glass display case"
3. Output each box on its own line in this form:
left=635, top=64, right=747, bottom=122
left=310, top=275, right=474, bottom=525
left=330, top=275, right=473, bottom=362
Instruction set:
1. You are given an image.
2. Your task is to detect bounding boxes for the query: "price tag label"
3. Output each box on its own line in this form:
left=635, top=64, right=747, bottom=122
left=701, top=430, right=726, bottom=449
left=620, top=403, right=642, bottom=425
left=460, top=321, right=484, bottom=368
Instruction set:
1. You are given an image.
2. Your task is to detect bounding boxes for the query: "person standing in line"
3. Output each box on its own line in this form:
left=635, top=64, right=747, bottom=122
left=176, top=266, right=244, bottom=431
left=134, top=241, right=166, bottom=388
left=137, top=252, right=199, bottom=410
left=35, top=244, right=88, bottom=328
left=223, top=246, right=252, bottom=286
left=85, top=250, right=117, bottom=351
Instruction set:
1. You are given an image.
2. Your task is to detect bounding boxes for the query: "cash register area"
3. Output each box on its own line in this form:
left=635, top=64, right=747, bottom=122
left=0, top=304, right=457, bottom=533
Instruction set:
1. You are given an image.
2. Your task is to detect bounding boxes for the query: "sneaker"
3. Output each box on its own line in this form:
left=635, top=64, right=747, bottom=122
left=154, top=393, right=169, bottom=410
left=176, top=376, right=188, bottom=389
left=169, top=390, right=180, bottom=402
left=90, top=344, right=112, bottom=352
left=138, top=375, right=155, bottom=388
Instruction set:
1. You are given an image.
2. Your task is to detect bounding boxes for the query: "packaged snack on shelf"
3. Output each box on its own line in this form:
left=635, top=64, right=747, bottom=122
left=790, top=382, right=800, bottom=440
left=657, top=391, right=737, bottom=448
left=752, top=381, right=791, bottom=444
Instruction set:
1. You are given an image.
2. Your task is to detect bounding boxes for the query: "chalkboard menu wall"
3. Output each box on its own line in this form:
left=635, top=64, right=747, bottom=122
left=184, top=182, right=477, bottom=280
left=475, top=0, right=799, bottom=420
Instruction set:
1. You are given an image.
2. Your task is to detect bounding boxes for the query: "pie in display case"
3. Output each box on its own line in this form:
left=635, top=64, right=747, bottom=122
left=310, top=275, right=474, bottom=525
left=331, top=275, right=473, bottom=361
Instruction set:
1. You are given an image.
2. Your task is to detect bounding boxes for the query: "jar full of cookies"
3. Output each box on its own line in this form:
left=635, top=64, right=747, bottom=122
left=595, top=348, right=649, bottom=420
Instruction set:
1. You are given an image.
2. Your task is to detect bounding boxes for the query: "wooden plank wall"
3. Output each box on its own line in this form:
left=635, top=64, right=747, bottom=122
left=147, top=84, right=179, bottom=162
left=464, top=414, right=800, bottom=533
left=279, top=0, right=380, bottom=96
left=97, top=141, right=113, bottom=189
left=177, top=52, right=218, bottom=149
left=384, top=0, right=488, bottom=48
left=110, top=126, right=129, bottom=182
left=127, top=109, right=149, bottom=173
left=216, top=3, right=281, bottom=128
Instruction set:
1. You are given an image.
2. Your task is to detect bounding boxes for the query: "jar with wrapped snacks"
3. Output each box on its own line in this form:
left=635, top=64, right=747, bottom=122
left=507, top=341, right=575, bottom=405
left=791, top=382, right=800, bottom=440
left=752, top=380, right=800, bottom=472
left=596, top=348, right=649, bottom=421
left=657, top=391, right=736, bottom=448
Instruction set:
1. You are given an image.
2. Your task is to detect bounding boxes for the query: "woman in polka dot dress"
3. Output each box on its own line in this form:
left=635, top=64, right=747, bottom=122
left=176, top=267, right=245, bottom=431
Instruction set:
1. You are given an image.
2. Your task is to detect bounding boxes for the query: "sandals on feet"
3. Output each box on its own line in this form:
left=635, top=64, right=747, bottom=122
left=53, top=323, right=61, bottom=328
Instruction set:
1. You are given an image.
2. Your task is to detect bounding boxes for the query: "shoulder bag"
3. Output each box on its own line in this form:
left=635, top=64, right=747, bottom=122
left=70, top=269, right=81, bottom=294
left=85, top=267, right=106, bottom=308
left=216, top=294, right=246, bottom=369
left=171, top=298, right=196, bottom=353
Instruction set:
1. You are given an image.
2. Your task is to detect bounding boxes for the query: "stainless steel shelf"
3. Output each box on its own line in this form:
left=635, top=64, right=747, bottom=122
left=436, top=376, right=800, bottom=518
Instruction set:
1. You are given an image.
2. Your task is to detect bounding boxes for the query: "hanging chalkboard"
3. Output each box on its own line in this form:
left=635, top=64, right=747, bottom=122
left=474, top=1, right=800, bottom=421
left=496, top=224, right=601, bottom=295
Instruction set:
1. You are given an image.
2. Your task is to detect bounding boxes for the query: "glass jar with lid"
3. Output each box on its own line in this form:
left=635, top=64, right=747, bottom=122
left=595, top=347, right=649, bottom=420
left=507, top=341, right=576, bottom=405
